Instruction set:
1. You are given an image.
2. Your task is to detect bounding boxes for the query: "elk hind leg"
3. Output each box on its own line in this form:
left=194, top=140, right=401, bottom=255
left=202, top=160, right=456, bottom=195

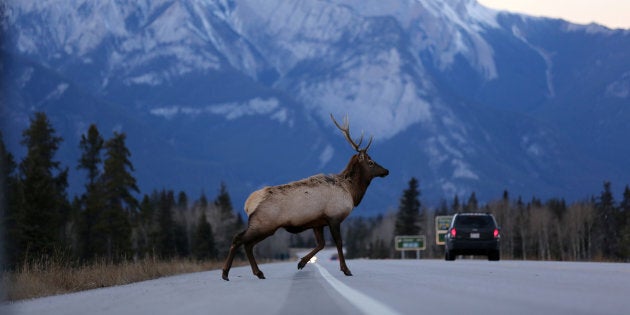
left=244, top=231, right=274, bottom=279
left=222, top=230, right=246, bottom=281
left=222, top=227, right=270, bottom=280
left=244, top=241, right=264, bottom=279
left=298, top=226, right=325, bottom=270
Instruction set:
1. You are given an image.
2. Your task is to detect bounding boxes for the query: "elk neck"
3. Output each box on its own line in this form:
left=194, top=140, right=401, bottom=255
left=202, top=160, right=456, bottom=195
left=339, top=154, right=372, bottom=207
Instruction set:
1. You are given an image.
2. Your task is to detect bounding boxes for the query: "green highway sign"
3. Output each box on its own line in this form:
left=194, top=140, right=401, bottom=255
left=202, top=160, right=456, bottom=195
left=435, top=215, right=453, bottom=245
left=395, top=235, right=426, bottom=251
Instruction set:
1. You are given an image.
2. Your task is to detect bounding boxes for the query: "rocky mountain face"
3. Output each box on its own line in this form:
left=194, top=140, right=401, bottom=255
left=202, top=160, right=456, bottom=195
left=2, top=0, right=629, bottom=215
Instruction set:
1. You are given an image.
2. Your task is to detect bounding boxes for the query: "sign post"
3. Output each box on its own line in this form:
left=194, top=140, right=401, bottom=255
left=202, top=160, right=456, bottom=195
left=435, top=215, right=453, bottom=245
left=394, top=235, right=426, bottom=259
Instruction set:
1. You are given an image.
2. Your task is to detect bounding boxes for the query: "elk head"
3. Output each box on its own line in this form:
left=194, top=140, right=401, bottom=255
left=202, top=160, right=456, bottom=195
left=330, top=114, right=389, bottom=180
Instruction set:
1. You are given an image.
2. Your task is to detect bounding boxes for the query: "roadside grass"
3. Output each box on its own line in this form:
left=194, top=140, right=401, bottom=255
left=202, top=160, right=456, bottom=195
left=2, top=257, right=246, bottom=301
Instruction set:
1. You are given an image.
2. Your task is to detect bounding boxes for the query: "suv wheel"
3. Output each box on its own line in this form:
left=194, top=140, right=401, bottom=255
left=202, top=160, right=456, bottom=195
left=445, top=250, right=456, bottom=261
left=488, top=250, right=500, bottom=261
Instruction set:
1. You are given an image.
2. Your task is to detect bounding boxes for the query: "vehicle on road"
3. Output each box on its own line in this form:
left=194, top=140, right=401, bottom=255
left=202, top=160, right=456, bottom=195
left=445, top=213, right=500, bottom=261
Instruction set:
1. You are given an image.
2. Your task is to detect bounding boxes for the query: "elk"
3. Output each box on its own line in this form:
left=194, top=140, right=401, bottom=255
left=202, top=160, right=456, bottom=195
left=221, top=114, right=389, bottom=281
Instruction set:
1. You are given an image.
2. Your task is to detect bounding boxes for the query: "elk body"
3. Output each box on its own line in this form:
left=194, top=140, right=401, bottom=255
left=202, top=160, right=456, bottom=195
left=221, top=114, right=389, bottom=281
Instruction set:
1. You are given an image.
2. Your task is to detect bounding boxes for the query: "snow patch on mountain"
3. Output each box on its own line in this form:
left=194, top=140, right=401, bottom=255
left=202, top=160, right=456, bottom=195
left=210, top=98, right=283, bottom=121
left=452, top=159, right=479, bottom=180
left=42, top=83, right=69, bottom=103
left=511, top=26, right=556, bottom=97
left=127, top=73, right=162, bottom=86
left=564, top=22, right=618, bottom=34
left=8, top=0, right=261, bottom=84
left=606, top=72, right=630, bottom=98
left=235, top=0, right=357, bottom=76
left=521, top=136, right=544, bottom=158
left=416, top=0, right=499, bottom=79
left=294, top=47, right=433, bottom=139
left=17, top=67, right=34, bottom=88
left=318, top=144, right=334, bottom=169
left=149, top=98, right=289, bottom=123
left=10, top=0, right=133, bottom=56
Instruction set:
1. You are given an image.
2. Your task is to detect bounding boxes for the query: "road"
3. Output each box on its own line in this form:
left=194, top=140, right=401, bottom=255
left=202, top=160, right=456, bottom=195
left=2, top=249, right=630, bottom=315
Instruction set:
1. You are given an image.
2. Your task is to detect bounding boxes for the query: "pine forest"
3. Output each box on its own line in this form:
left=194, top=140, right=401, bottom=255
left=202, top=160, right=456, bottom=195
left=2, top=112, right=630, bottom=272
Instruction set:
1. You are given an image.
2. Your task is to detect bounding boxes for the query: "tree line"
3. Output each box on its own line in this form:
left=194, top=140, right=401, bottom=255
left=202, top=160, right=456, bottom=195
left=1, top=112, right=244, bottom=269
left=344, top=177, right=630, bottom=261
left=2, top=112, right=629, bottom=269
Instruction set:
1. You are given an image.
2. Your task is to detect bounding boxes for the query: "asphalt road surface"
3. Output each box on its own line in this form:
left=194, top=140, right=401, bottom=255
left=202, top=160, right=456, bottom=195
left=3, top=249, right=630, bottom=315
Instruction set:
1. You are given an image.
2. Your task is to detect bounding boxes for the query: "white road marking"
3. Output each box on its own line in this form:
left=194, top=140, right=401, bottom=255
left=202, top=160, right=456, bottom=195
left=314, top=263, right=402, bottom=315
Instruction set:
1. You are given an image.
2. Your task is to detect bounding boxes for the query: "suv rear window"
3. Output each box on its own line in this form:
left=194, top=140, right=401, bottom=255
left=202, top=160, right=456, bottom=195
left=454, top=215, right=495, bottom=228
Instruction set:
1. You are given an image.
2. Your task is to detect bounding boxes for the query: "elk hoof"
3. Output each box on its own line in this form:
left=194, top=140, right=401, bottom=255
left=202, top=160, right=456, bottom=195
left=222, top=270, right=230, bottom=281
left=255, top=271, right=266, bottom=279
left=297, top=259, right=308, bottom=270
left=341, top=267, right=353, bottom=276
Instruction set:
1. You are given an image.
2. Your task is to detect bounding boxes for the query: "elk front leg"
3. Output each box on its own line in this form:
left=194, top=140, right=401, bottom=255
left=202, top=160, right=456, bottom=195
left=298, top=226, right=325, bottom=270
left=329, top=221, right=352, bottom=276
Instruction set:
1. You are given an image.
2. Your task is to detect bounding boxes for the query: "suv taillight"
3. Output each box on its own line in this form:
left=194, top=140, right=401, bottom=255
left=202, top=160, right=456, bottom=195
left=450, top=228, right=457, bottom=238
left=493, top=228, right=500, bottom=238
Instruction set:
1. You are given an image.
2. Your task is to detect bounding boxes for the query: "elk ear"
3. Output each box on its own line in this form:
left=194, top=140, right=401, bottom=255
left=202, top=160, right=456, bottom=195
left=358, top=152, right=365, bottom=161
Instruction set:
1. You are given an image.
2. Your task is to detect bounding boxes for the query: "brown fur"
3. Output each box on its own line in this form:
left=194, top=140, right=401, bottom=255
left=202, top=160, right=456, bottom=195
left=245, top=175, right=342, bottom=216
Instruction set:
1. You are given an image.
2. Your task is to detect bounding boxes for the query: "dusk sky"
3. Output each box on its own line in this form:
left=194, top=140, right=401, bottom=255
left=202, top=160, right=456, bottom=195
left=478, top=0, right=630, bottom=29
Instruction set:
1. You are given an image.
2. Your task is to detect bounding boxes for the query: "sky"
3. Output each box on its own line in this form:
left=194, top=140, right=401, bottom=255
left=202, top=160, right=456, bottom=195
left=477, top=0, right=630, bottom=29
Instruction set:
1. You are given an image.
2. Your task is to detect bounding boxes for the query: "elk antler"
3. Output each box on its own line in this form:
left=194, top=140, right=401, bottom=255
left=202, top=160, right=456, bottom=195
left=330, top=114, right=373, bottom=152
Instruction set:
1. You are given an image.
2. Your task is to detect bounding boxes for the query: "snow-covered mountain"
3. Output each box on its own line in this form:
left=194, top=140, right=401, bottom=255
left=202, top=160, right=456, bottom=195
left=2, top=0, right=629, bottom=215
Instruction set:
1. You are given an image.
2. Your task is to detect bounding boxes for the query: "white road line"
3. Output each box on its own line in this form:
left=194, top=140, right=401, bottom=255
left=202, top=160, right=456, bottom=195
left=314, top=263, right=402, bottom=315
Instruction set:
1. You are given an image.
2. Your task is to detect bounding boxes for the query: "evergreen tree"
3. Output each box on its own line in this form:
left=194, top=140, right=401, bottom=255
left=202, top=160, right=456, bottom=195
left=174, top=222, right=189, bottom=257
left=547, top=198, right=567, bottom=220
left=464, top=192, right=478, bottom=212
left=394, top=177, right=422, bottom=236
left=235, top=213, right=245, bottom=232
left=155, top=190, right=176, bottom=258
left=435, top=199, right=449, bottom=215
left=15, top=112, right=69, bottom=262
left=214, top=182, right=237, bottom=258
left=102, top=132, right=138, bottom=209
left=99, top=132, right=138, bottom=261
left=620, top=186, right=630, bottom=219
left=177, top=191, right=188, bottom=209
left=513, top=196, right=527, bottom=259
left=78, top=125, right=104, bottom=186
left=192, top=212, right=216, bottom=260
left=174, top=191, right=190, bottom=257
left=195, top=192, right=208, bottom=209
left=345, top=218, right=369, bottom=259
left=76, top=124, right=105, bottom=260
left=135, top=194, right=154, bottom=258
left=621, top=186, right=630, bottom=214
left=595, top=181, right=617, bottom=259
left=369, top=239, right=390, bottom=259
left=78, top=182, right=108, bottom=260
left=215, top=182, right=234, bottom=215
left=0, top=132, right=15, bottom=192
left=452, top=195, right=461, bottom=213
left=618, top=186, right=630, bottom=260
left=1, top=132, right=19, bottom=267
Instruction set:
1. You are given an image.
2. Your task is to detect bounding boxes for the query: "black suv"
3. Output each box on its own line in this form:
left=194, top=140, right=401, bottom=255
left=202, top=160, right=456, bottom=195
left=445, top=213, right=500, bottom=261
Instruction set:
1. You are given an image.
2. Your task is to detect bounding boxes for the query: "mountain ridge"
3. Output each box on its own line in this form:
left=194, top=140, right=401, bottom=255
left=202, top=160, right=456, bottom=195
left=2, top=0, right=629, bottom=215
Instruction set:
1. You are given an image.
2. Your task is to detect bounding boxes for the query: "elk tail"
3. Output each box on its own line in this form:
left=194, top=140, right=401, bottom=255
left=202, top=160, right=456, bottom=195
left=244, top=188, right=268, bottom=217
